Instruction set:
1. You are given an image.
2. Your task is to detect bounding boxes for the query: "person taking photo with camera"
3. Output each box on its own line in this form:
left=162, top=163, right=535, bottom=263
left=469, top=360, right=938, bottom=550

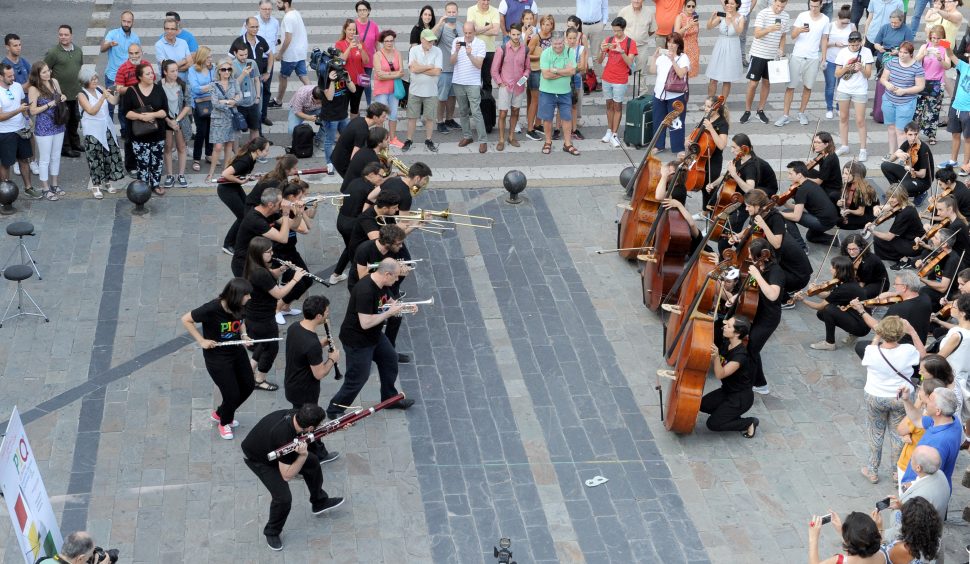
left=39, top=531, right=117, bottom=564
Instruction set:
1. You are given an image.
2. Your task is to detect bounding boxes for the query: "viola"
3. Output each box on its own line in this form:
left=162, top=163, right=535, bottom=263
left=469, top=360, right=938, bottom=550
left=772, top=181, right=801, bottom=207
left=616, top=102, right=685, bottom=260
left=839, top=295, right=904, bottom=311
left=683, top=96, right=725, bottom=192
left=913, top=217, right=951, bottom=251
left=918, top=246, right=951, bottom=278
left=936, top=300, right=953, bottom=320
left=926, top=186, right=955, bottom=214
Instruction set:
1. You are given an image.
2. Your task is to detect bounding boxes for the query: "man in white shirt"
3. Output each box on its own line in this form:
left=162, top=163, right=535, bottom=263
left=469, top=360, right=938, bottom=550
left=274, top=0, right=310, bottom=107
left=775, top=0, right=828, bottom=126
left=0, top=64, right=37, bottom=198
left=404, top=30, right=443, bottom=152
left=740, top=0, right=790, bottom=125
left=246, top=0, right=280, bottom=124
left=451, top=23, right=488, bottom=153
left=576, top=0, right=611, bottom=65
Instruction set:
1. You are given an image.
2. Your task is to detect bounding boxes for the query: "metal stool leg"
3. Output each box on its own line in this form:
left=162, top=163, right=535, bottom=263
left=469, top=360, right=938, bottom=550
left=18, top=241, right=41, bottom=280
left=0, top=281, right=48, bottom=328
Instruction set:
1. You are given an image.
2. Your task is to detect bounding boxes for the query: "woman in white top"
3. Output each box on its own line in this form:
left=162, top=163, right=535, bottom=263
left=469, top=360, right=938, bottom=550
left=860, top=315, right=924, bottom=484
left=820, top=5, right=855, bottom=119
left=834, top=30, right=874, bottom=162
left=76, top=68, right=124, bottom=200
left=936, top=293, right=970, bottom=419
left=648, top=33, right=690, bottom=155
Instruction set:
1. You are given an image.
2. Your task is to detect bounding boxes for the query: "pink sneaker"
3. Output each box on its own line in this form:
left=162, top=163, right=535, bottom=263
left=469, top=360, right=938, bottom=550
left=388, top=137, right=405, bottom=149
left=218, top=424, right=234, bottom=440
left=210, top=410, right=239, bottom=427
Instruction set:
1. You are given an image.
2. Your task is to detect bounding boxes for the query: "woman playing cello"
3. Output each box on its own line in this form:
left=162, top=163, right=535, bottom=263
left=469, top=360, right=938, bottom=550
left=867, top=190, right=925, bottom=268
left=836, top=161, right=878, bottom=230
left=842, top=233, right=888, bottom=298
left=738, top=238, right=786, bottom=395
left=700, top=316, right=759, bottom=437
left=793, top=255, right=869, bottom=350
left=696, top=96, right=730, bottom=208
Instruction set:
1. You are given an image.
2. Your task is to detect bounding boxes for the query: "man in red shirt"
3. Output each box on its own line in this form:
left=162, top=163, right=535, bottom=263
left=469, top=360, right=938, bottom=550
left=595, top=17, right=637, bottom=148
left=113, top=43, right=150, bottom=171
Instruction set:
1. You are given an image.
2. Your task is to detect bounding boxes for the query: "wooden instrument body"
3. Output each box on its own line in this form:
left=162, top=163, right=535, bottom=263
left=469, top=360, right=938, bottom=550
left=663, top=317, right=713, bottom=434
left=641, top=209, right=693, bottom=310
left=665, top=252, right=718, bottom=365
left=708, top=183, right=742, bottom=241
left=683, top=96, right=724, bottom=192
left=617, top=154, right=663, bottom=260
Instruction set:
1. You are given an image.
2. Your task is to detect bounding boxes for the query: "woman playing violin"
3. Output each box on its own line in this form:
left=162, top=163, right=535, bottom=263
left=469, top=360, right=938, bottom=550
left=837, top=161, right=878, bottom=230
left=699, top=316, right=759, bottom=437
left=741, top=238, right=787, bottom=394
left=706, top=133, right=777, bottom=197
left=868, top=189, right=925, bottom=267
left=842, top=233, right=888, bottom=298
left=915, top=227, right=962, bottom=307
left=930, top=268, right=970, bottom=335
left=803, top=132, right=843, bottom=203
left=879, top=121, right=934, bottom=201
left=794, top=256, right=869, bottom=350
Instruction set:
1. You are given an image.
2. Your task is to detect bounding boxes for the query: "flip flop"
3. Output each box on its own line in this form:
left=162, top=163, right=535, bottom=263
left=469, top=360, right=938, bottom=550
left=254, top=380, right=279, bottom=391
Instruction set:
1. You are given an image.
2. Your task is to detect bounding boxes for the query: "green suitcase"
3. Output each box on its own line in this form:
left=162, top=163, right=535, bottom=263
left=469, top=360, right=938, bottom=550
left=623, top=72, right=653, bottom=149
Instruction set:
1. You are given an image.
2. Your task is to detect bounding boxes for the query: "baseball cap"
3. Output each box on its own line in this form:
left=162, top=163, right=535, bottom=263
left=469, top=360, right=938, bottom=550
left=848, top=31, right=862, bottom=41
left=420, top=29, right=437, bottom=42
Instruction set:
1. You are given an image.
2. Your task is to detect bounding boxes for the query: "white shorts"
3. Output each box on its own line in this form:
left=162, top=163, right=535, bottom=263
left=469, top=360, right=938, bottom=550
left=788, top=55, right=820, bottom=91
left=496, top=86, right=526, bottom=111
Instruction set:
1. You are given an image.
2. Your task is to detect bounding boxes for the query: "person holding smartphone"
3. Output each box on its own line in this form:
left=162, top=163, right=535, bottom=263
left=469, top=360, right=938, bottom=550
left=673, top=1, right=701, bottom=79
left=774, top=0, right=828, bottom=127
left=807, top=511, right=886, bottom=563
left=739, top=0, right=790, bottom=125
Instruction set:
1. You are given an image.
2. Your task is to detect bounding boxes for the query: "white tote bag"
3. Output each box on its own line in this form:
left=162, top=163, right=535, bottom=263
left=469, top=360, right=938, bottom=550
left=767, top=58, right=790, bottom=84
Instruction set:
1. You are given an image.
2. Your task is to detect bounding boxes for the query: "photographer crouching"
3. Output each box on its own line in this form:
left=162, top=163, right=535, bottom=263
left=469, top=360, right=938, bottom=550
left=39, top=532, right=118, bottom=564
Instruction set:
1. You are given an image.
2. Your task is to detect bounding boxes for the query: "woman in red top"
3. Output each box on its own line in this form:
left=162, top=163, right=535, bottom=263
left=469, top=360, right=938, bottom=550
left=336, top=19, right=369, bottom=117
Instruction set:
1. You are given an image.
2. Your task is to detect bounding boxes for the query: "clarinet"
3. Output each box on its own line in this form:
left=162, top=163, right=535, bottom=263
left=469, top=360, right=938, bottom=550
left=267, top=394, right=405, bottom=461
left=323, top=320, right=343, bottom=380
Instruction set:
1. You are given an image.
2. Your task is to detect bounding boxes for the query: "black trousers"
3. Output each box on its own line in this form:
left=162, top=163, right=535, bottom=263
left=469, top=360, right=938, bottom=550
left=874, top=236, right=921, bottom=262
left=333, top=213, right=356, bottom=276
left=192, top=114, right=212, bottom=161
left=748, top=314, right=780, bottom=388
left=247, top=316, right=280, bottom=373
left=63, top=100, right=81, bottom=150
left=276, top=250, right=314, bottom=305
left=818, top=304, right=870, bottom=343
left=327, top=333, right=399, bottom=419
left=217, top=183, right=247, bottom=249
left=880, top=161, right=930, bottom=197
left=204, top=349, right=255, bottom=426
left=862, top=280, right=889, bottom=299
left=244, top=457, right=329, bottom=537
left=700, top=388, right=756, bottom=432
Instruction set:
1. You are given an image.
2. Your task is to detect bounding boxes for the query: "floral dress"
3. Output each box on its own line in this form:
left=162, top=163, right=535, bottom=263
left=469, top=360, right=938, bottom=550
left=678, top=14, right=701, bottom=78
left=210, top=80, right=239, bottom=145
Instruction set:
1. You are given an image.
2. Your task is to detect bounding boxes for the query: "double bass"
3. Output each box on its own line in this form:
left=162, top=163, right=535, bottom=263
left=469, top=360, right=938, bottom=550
left=615, top=102, right=685, bottom=259
left=639, top=164, right=694, bottom=310
left=683, top=96, right=725, bottom=192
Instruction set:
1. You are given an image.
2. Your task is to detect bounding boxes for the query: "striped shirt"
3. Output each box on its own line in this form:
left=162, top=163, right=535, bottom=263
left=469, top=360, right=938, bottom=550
left=749, top=8, right=790, bottom=61
left=883, top=59, right=924, bottom=105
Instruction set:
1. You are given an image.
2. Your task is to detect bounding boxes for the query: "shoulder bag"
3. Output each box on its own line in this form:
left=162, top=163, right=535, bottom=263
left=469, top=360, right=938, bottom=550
left=130, top=86, right=160, bottom=138
left=382, top=51, right=406, bottom=100
left=193, top=73, right=213, bottom=119
left=662, top=56, right=689, bottom=94
left=357, top=22, right=373, bottom=86
left=51, top=88, right=70, bottom=126
left=876, top=345, right=919, bottom=393
left=214, top=83, right=249, bottom=132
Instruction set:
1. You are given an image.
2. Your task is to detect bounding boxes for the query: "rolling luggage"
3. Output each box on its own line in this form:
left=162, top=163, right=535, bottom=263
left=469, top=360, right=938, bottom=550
left=480, top=88, right=496, bottom=134
left=624, top=94, right=653, bottom=149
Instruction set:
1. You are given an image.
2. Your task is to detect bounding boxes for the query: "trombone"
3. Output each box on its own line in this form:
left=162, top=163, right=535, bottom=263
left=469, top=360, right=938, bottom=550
left=398, top=208, right=494, bottom=229
left=303, top=193, right=346, bottom=207
left=377, top=214, right=454, bottom=235
left=367, top=259, right=423, bottom=271
left=378, top=297, right=434, bottom=315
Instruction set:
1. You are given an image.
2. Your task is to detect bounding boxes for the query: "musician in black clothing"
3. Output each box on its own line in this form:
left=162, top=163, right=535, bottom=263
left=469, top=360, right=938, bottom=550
left=708, top=135, right=777, bottom=242
left=181, top=278, right=256, bottom=441
left=273, top=182, right=316, bottom=322
left=803, top=132, right=842, bottom=203
left=327, top=258, right=416, bottom=420
left=879, top=122, right=934, bottom=199
left=843, top=233, right=888, bottom=298
left=794, top=256, right=869, bottom=350
left=231, top=188, right=297, bottom=276
left=915, top=227, right=962, bottom=308
left=700, top=316, right=759, bottom=437
left=916, top=195, right=970, bottom=263
left=217, top=138, right=271, bottom=255
left=246, top=155, right=298, bottom=209
left=330, top=102, right=388, bottom=178
left=283, top=295, right=340, bottom=464
left=349, top=225, right=408, bottom=292
left=697, top=96, right=730, bottom=209
left=241, top=404, right=344, bottom=552
left=849, top=270, right=933, bottom=358
left=330, top=162, right=385, bottom=284
left=929, top=167, right=970, bottom=219
left=928, top=268, right=970, bottom=342
left=781, top=161, right=840, bottom=248
left=345, top=192, right=401, bottom=273
left=379, top=161, right=432, bottom=212
left=739, top=238, right=786, bottom=395
left=339, top=126, right=388, bottom=193
left=837, top=162, right=878, bottom=230
left=868, top=190, right=925, bottom=266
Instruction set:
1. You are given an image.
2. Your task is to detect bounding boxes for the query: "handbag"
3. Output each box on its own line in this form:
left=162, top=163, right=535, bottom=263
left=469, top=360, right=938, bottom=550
left=214, top=83, right=247, bottom=131
left=194, top=96, right=212, bottom=118
left=876, top=346, right=920, bottom=393
left=382, top=51, right=406, bottom=99
left=130, top=86, right=159, bottom=138
left=663, top=63, right=688, bottom=94
left=51, top=90, right=70, bottom=126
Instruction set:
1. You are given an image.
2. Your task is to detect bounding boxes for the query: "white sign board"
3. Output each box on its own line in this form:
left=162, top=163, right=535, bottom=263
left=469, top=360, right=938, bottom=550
left=1, top=407, right=62, bottom=563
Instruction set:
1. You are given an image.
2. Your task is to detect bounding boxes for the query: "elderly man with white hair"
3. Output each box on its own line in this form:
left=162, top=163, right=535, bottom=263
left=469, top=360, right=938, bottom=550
left=898, top=382, right=963, bottom=490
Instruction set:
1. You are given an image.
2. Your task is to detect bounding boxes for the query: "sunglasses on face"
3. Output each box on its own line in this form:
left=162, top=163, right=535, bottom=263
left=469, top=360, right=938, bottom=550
left=219, top=67, right=232, bottom=72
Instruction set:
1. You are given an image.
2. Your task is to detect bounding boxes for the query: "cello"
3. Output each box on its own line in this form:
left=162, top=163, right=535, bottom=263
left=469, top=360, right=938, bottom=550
left=638, top=162, right=694, bottom=310
left=683, top=96, right=725, bottom=192
left=706, top=146, right=750, bottom=220
left=615, top=102, right=685, bottom=260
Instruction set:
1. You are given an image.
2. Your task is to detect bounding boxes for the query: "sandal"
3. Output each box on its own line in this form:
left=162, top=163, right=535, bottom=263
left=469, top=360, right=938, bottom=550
left=92, top=186, right=104, bottom=200
left=204, top=175, right=212, bottom=183
left=254, top=379, right=279, bottom=391
left=192, top=160, right=201, bottom=171
left=861, top=467, right=879, bottom=484
left=497, top=141, right=505, bottom=152
left=153, top=186, right=166, bottom=196
left=43, top=190, right=59, bottom=201
left=742, top=418, right=759, bottom=439
left=928, top=138, right=936, bottom=146
left=51, top=185, right=66, bottom=196
left=541, top=143, right=552, bottom=155
left=563, top=144, right=580, bottom=156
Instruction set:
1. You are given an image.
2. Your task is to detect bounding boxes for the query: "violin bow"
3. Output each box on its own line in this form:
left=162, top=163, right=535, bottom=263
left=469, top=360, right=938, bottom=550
left=805, top=118, right=822, bottom=161
left=812, top=226, right=841, bottom=287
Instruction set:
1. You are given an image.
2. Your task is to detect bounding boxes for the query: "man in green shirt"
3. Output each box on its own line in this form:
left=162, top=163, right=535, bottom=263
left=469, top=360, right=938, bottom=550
left=44, top=25, right=83, bottom=157
left=538, top=32, right=579, bottom=156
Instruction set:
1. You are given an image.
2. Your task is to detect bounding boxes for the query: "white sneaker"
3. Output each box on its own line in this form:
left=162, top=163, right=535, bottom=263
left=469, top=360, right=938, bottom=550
left=798, top=113, right=809, bottom=125
left=835, top=145, right=850, bottom=156
left=326, top=162, right=334, bottom=175
left=514, top=123, right=522, bottom=134
left=328, top=272, right=348, bottom=285
left=29, top=160, right=39, bottom=175
left=12, top=162, right=19, bottom=175
left=610, top=134, right=621, bottom=148
left=752, top=384, right=770, bottom=395
left=283, top=307, right=302, bottom=317
left=601, top=129, right=613, bottom=143
left=858, top=149, right=868, bottom=162
left=774, top=115, right=791, bottom=127
left=275, top=311, right=285, bottom=325
left=825, top=111, right=834, bottom=119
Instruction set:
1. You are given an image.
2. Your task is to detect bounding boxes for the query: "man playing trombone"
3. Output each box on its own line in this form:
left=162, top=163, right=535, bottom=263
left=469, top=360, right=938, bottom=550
left=327, top=258, right=416, bottom=420
left=329, top=162, right=386, bottom=285
left=379, top=161, right=433, bottom=211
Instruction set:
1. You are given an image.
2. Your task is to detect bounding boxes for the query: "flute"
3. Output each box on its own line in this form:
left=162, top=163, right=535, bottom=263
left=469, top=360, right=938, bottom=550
left=323, top=320, right=343, bottom=381
left=273, top=259, right=330, bottom=286
left=201, top=337, right=284, bottom=348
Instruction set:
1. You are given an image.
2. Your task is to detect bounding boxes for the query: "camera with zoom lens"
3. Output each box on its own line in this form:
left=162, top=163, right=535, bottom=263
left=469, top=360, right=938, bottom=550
left=88, top=547, right=119, bottom=564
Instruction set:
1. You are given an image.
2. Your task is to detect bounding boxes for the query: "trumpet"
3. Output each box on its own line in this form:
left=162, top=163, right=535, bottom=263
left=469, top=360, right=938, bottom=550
left=367, top=258, right=423, bottom=270
left=303, top=193, right=346, bottom=207
left=272, top=259, right=330, bottom=286
left=378, top=297, right=434, bottom=315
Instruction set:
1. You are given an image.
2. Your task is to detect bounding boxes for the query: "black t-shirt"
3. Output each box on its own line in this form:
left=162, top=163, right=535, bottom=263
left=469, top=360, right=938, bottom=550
left=123, top=84, right=167, bottom=143
left=805, top=153, right=842, bottom=201
left=332, top=117, right=370, bottom=177
left=899, top=140, right=933, bottom=181
left=340, top=148, right=380, bottom=193
left=747, top=156, right=779, bottom=196
left=857, top=253, right=888, bottom=289
left=190, top=299, right=244, bottom=356
left=409, top=25, right=424, bottom=46
left=241, top=409, right=300, bottom=464
left=794, top=181, right=839, bottom=227
left=924, top=250, right=961, bottom=284
left=319, top=74, right=352, bottom=122
left=339, top=275, right=390, bottom=347
left=718, top=343, right=752, bottom=394
left=273, top=210, right=301, bottom=256
left=221, top=153, right=256, bottom=188
left=246, top=178, right=282, bottom=207
left=737, top=158, right=760, bottom=193
left=889, top=206, right=925, bottom=240
left=951, top=182, right=970, bottom=218
left=349, top=240, right=403, bottom=291
left=761, top=210, right=787, bottom=245
left=826, top=281, right=866, bottom=306
left=706, top=116, right=730, bottom=185
left=380, top=176, right=413, bottom=211
left=948, top=218, right=970, bottom=260
left=284, top=322, right=325, bottom=405
left=245, top=267, right=278, bottom=321
left=233, top=210, right=276, bottom=265
left=340, top=177, right=376, bottom=218
left=887, top=294, right=932, bottom=344
left=777, top=236, right=813, bottom=289
left=755, top=262, right=787, bottom=323
left=347, top=208, right=382, bottom=261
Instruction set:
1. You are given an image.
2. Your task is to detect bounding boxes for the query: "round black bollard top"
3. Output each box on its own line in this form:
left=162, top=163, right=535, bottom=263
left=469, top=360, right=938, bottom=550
left=503, top=170, right=527, bottom=204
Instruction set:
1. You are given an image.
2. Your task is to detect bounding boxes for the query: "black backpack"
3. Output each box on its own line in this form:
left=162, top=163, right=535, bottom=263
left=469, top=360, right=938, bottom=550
left=288, top=123, right=314, bottom=158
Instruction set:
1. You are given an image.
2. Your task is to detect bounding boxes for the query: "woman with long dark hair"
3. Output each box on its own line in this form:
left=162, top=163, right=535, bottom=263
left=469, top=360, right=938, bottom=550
left=27, top=62, right=66, bottom=200
left=246, top=154, right=299, bottom=208
left=880, top=497, right=942, bottom=562
left=837, top=162, right=878, bottom=230
left=410, top=5, right=437, bottom=46
left=804, top=132, right=842, bottom=203
left=160, top=59, right=191, bottom=189
left=867, top=190, right=925, bottom=267
left=808, top=510, right=885, bottom=564
left=700, top=316, right=759, bottom=437
left=243, top=236, right=307, bottom=392
left=743, top=238, right=786, bottom=395
left=794, top=256, right=868, bottom=350
left=123, top=62, right=167, bottom=195
left=842, top=233, right=887, bottom=298
left=336, top=19, right=369, bottom=118
left=273, top=181, right=316, bottom=324
left=181, top=277, right=256, bottom=440
left=648, top=32, right=689, bottom=154
left=217, top=137, right=271, bottom=255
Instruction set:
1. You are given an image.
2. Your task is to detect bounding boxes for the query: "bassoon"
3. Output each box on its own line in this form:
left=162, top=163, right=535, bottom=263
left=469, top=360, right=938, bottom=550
left=267, top=394, right=405, bottom=461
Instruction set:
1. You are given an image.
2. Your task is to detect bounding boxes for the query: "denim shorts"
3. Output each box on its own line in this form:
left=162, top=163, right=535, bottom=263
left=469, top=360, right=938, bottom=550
left=373, top=93, right=398, bottom=121
left=528, top=70, right=541, bottom=90
left=437, top=72, right=454, bottom=102
left=279, top=60, right=307, bottom=77
left=602, top=80, right=627, bottom=103
left=537, top=91, right=572, bottom=122
left=881, top=94, right=917, bottom=130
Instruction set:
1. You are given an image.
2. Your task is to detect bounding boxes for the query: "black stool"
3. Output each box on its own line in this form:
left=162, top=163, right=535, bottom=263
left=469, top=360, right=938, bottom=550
left=3, top=222, right=41, bottom=280
left=1, top=264, right=48, bottom=327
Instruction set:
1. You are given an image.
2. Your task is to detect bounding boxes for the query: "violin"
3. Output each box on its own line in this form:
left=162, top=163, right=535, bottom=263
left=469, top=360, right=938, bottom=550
left=913, top=217, right=951, bottom=251
left=804, top=278, right=840, bottom=297
left=926, top=185, right=955, bottom=214
left=838, top=295, right=904, bottom=311
left=872, top=205, right=903, bottom=226
left=908, top=140, right=921, bottom=168
left=839, top=177, right=858, bottom=224
left=918, top=246, right=951, bottom=278
left=683, top=96, right=726, bottom=192
left=936, top=300, right=954, bottom=320
left=772, top=181, right=801, bottom=208
left=805, top=151, right=825, bottom=170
